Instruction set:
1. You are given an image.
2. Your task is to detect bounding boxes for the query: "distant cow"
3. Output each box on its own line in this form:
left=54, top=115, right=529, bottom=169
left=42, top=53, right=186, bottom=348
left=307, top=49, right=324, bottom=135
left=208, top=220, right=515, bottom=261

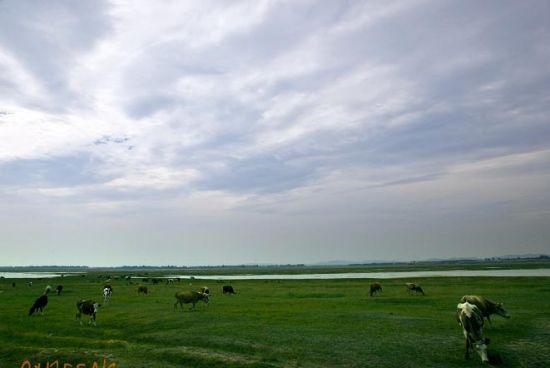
left=369, top=282, right=382, bottom=297
left=12, top=282, right=16, bottom=288
left=456, top=301, right=490, bottom=363
left=223, top=285, right=235, bottom=294
left=138, top=285, right=148, bottom=295
left=460, top=295, right=510, bottom=326
left=174, top=291, right=209, bottom=311
left=103, top=285, right=113, bottom=302
left=76, top=300, right=101, bottom=326
left=200, top=286, right=210, bottom=295
left=405, top=283, right=425, bottom=295
left=56, top=285, right=64, bottom=295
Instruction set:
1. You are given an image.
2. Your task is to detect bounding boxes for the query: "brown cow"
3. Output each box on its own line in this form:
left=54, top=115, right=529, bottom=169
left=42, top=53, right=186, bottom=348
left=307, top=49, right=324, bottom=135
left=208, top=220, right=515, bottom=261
left=405, top=282, right=425, bottom=295
left=460, top=295, right=510, bottom=326
left=174, top=291, right=209, bottom=311
left=137, top=285, right=148, bottom=295
left=370, top=282, right=382, bottom=297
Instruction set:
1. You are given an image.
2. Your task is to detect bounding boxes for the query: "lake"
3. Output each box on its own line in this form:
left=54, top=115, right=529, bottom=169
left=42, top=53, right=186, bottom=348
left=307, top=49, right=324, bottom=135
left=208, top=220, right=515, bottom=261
left=0, top=272, right=82, bottom=279
left=168, top=268, right=550, bottom=280
left=1, top=268, right=549, bottom=280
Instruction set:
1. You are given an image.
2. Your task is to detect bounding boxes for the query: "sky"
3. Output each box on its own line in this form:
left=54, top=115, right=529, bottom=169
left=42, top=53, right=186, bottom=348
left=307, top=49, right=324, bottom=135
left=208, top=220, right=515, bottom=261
left=1, top=0, right=549, bottom=266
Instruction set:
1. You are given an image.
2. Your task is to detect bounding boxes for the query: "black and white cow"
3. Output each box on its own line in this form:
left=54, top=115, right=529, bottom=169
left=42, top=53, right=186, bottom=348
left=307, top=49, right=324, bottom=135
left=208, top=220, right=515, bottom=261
left=76, top=300, right=101, bottom=326
left=456, top=301, right=490, bottom=364
left=103, top=285, right=113, bottom=302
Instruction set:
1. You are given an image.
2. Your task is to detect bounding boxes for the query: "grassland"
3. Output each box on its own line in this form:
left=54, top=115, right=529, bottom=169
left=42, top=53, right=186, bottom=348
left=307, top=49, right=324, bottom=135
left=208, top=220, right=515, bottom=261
left=0, top=272, right=549, bottom=367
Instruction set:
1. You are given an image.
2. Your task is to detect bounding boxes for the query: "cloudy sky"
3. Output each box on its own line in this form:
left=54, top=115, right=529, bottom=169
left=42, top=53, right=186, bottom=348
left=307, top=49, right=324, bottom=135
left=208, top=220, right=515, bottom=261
left=1, top=0, right=549, bottom=266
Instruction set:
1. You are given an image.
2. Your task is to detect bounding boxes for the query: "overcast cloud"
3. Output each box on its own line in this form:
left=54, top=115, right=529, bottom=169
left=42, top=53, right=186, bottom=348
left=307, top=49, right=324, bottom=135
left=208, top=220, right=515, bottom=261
left=1, top=0, right=549, bottom=266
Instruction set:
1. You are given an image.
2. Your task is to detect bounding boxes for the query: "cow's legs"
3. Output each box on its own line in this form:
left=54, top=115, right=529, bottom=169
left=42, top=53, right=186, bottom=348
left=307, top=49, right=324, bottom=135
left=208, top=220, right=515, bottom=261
left=464, top=338, right=471, bottom=359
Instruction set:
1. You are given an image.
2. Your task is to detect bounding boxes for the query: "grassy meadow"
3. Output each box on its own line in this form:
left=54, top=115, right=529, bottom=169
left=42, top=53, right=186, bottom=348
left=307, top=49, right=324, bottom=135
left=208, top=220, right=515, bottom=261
left=0, top=272, right=549, bottom=367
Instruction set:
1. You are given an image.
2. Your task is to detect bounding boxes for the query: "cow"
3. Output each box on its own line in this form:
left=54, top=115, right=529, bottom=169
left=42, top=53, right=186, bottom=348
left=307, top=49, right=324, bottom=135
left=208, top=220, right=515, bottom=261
left=174, top=291, right=209, bottom=311
left=29, top=286, right=51, bottom=315
left=56, top=285, right=64, bottom=295
left=76, top=299, right=101, bottom=326
left=222, top=285, right=235, bottom=294
left=456, top=301, right=490, bottom=364
left=200, top=286, right=210, bottom=295
left=460, top=295, right=510, bottom=326
left=405, top=283, right=425, bottom=295
left=370, top=282, right=382, bottom=297
left=137, top=285, right=148, bottom=295
left=103, top=285, right=113, bottom=302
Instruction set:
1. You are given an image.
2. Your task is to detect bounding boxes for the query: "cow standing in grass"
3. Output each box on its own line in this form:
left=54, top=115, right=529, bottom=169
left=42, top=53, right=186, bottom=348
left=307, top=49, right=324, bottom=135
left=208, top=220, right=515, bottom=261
left=456, top=301, right=490, bottom=364
left=76, top=300, right=101, bottom=326
left=138, top=285, right=148, bottom=295
left=370, top=282, right=382, bottom=297
left=174, top=291, right=209, bottom=311
left=405, top=283, right=425, bottom=295
left=460, top=295, right=510, bottom=327
left=29, top=286, right=51, bottom=315
left=103, top=285, right=113, bottom=302
left=223, top=285, right=235, bottom=294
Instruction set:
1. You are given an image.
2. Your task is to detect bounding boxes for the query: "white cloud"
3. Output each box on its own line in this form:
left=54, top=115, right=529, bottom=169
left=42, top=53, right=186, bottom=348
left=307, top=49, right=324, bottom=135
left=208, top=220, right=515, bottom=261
left=1, top=0, right=549, bottom=265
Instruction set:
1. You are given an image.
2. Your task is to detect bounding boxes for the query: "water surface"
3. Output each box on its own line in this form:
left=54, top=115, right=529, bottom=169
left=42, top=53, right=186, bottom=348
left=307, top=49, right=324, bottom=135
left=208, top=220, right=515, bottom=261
left=168, top=268, right=550, bottom=280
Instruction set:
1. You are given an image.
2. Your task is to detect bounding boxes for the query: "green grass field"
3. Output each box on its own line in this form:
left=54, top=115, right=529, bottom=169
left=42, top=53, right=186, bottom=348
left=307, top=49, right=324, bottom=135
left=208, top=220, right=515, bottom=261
left=0, top=274, right=549, bottom=367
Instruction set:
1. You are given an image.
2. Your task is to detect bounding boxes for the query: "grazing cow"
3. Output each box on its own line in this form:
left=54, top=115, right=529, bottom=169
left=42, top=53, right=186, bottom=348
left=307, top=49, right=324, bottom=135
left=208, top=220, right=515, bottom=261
left=405, top=283, right=425, bottom=295
left=200, top=286, right=210, bottom=295
left=369, top=282, right=382, bottom=297
left=76, top=300, right=101, bottom=326
left=137, top=285, right=148, bottom=295
left=12, top=282, right=16, bottom=288
left=456, top=301, right=490, bottom=364
left=103, top=286, right=113, bottom=302
left=460, top=295, right=510, bottom=326
left=56, top=285, right=64, bottom=295
left=27, top=281, right=33, bottom=287
left=174, top=291, right=209, bottom=311
left=222, top=285, right=235, bottom=294
left=29, top=286, right=51, bottom=316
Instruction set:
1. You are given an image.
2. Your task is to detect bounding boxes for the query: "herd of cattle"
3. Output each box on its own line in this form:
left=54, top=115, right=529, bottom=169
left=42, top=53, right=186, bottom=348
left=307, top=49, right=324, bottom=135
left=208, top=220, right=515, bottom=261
left=25, top=281, right=237, bottom=326
left=22, top=278, right=510, bottom=364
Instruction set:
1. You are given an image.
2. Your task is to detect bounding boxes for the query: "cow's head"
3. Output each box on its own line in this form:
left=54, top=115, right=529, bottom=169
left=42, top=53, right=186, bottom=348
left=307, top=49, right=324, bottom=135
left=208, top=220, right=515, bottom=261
left=495, top=303, right=510, bottom=319
left=475, top=338, right=490, bottom=364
